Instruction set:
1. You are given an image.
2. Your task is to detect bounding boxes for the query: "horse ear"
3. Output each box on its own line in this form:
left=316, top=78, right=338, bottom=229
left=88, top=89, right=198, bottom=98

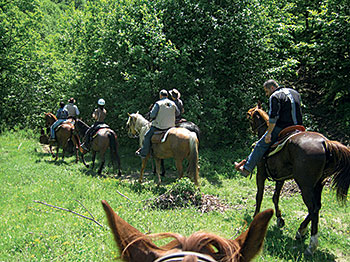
left=230, top=209, right=273, bottom=261
left=102, top=200, right=165, bottom=262
left=136, top=111, right=139, bottom=114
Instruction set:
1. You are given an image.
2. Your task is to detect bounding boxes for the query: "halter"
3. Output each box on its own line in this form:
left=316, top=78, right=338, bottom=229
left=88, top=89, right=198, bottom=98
left=154, top=251, right=216, bottom=262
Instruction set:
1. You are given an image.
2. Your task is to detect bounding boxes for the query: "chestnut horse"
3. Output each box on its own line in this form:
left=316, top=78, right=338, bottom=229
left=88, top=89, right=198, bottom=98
left=74, top=119, right=121, bottom=176
left=44, top=112, right=83, bottom=163
left=126, top=112, right=199, bottom=185
left=102, top=200, right=273, bottom=262
left=246, top=104, right=350, bottom=255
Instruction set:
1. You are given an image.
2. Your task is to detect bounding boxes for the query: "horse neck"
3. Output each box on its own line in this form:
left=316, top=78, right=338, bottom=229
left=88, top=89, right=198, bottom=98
left=134, top=114, right=150, bottom=133
left=77, top=120, right=89, bottom=135
left=255, top=110, right=268, bottom=138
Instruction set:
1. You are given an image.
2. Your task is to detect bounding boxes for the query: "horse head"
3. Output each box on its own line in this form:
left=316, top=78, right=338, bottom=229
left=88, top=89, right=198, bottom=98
left=44, top=112, right=57, bottom=127
left=102, top=200, right=273, bottom=262
left=126, top=112, right=145, bottom=138
left=247, top=104, right=268, bottom=137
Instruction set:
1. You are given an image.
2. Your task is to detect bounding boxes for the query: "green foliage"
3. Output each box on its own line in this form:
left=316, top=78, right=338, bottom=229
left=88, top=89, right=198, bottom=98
left=1, top=0, right=349, bottom=144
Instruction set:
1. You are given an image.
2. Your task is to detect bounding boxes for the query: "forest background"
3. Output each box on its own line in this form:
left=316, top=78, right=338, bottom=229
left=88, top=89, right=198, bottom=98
left=1, top=0, right=349, bottom=147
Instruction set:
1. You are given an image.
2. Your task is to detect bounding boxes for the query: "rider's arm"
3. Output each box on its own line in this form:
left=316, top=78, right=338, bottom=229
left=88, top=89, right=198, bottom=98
left=75, top=106, right=80, bottom=116
left=149, top=103, right=159, bottom=120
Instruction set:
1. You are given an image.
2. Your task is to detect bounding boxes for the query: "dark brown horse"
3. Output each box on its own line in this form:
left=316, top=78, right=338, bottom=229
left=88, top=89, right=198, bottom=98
left=102, top=200, right=273, bottom=262
left=75, top=119, right=121, bottom=176
left=44, top=113, right=83, bottom=163
left=246, top=104, right=350, bottom=255
left=126, top=112, right=199, bottom=185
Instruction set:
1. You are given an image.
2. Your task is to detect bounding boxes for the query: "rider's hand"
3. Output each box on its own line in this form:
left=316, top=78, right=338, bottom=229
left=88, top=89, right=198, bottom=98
left=265, top=133, right=272, bottom=143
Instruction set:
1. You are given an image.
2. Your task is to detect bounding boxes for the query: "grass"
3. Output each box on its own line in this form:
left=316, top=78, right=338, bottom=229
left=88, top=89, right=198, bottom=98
left=0, top=129, right=349, bottom=261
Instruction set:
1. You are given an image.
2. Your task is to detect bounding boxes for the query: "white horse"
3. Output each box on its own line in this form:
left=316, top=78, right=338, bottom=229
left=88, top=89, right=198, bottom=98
left=126, top=112, right=199, bottom=185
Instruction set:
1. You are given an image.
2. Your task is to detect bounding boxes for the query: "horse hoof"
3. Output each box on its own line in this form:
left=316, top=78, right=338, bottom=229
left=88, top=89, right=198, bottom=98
left=277, top=217, right=285, bottom=228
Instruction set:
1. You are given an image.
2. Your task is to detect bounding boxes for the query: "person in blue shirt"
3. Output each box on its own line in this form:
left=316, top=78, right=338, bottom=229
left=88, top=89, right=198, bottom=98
left=50, top=101, right=69, bottom=142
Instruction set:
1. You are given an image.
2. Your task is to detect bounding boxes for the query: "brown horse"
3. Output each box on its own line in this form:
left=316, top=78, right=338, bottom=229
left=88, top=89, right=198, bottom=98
left=75, top=119, right=121, bottom=176
left=44, top=112, right=83, bottom=163
left=245, top=104, right=350, bottom=255
left=126, top=112, right=199, bottom=185
left=102, top=200, right=273, bottom=262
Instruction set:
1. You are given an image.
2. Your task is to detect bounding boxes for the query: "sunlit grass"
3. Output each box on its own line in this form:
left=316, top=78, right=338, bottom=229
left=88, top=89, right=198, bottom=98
left=0, top=130, right=349, bottom=261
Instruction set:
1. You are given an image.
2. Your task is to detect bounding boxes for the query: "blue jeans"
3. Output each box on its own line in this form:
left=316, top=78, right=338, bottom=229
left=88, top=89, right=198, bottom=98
left=139, top=126, right=159, bottom=157
left=50, top=119, right=65, bottom=139
left=243, top=126, right=283, bottom=173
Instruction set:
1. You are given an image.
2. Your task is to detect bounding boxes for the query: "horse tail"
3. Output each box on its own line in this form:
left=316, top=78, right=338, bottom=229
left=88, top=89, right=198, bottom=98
left=188, top=131, right=199, bottom=186
left=324, top=140, right=350, bottom=203
left=108, top=131, right=121, bottom=170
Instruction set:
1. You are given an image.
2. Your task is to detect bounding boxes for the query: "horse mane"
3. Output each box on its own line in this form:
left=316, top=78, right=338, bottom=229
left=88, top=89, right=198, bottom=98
left=45, top=112, right=57, bottom=121
left=123, top=231, right=240, bottom=261
left=247, top=106, right=269, bottom=123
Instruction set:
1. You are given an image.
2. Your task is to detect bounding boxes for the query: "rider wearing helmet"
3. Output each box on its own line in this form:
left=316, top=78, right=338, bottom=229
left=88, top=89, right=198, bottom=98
left=81, top=98, right=107, bottom=151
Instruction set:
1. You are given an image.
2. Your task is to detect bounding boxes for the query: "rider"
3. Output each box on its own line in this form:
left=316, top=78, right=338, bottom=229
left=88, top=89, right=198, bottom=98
left=234, top=79, right=303, bottom=176
left=81, top=98, right=107, bottom=151
left=50, top=101, right=69, bottom=142
left=64, top=97, right=80, bottom=118
left=136, top=89, right=180, bottom=158
left=169, top=88, right=184, bottom=124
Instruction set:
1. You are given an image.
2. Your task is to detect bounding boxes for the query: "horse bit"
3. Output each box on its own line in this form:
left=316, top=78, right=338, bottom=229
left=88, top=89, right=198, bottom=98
left=154, top=251, right=216, bottom=262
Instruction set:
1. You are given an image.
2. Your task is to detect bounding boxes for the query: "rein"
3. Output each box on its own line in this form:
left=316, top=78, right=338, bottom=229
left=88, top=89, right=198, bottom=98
left=154, top=251, right=216, bottom=262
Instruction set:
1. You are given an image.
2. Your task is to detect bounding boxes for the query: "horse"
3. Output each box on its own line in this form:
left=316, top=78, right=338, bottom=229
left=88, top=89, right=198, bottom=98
left=102, top=200, right=273, bottom=262
left=245, top=103, right=350, bottom=255
left=74, top=119, right=121, bottom=176
left=126, top=112, right=199, bottom=185
left=44, top=112, right=83, bottom=163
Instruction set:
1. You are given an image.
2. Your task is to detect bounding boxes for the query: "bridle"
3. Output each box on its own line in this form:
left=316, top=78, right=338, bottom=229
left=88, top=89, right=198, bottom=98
left=248, top=110, right=267, bottom=136
left=154, top=251, right=216, bottom=262
left=127, top=116, right=139, bottom=138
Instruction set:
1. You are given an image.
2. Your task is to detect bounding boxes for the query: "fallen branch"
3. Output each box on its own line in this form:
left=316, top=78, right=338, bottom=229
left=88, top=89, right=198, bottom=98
left=33, top=200, right=103, bottom=228
left=116, top=190, right=132, bottom=201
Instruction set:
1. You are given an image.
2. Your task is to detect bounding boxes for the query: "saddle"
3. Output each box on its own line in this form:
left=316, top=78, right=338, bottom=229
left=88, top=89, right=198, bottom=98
left=55, top=118, right=75, bottom=132
left=91, top=123, right=110, bottom=138
left=267, top=125, right=305, bottom=157
left=151, top=128, right=173, bottom=144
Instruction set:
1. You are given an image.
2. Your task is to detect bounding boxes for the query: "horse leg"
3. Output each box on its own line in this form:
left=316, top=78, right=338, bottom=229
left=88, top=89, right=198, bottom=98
left=161, top=159, right=165, bottom=177
left=139, top=155, right=150, bottom=183
left=98, top=152, right=105, bottom=175
left=273, top=181, right=285, bottom=227
left=300, top=182, right=324, bottom=256
left=175, top=158, right=184, bottom=180
left=155, top=158, right=162, bottom=185
left=55, top=146, right=59, bottom=161
left=91, top=151, right=96, bottom=169
left=81, top=153, right=89, bottom=168
left=72, top=135, right=79, bottom=163
left=114, top=146, right=121, bottom=177
left=254, top=164, right=267, bottom=217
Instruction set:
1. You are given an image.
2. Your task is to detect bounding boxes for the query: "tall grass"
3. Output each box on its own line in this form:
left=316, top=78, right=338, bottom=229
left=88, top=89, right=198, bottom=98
left=0, top=130, right=349, bottom=261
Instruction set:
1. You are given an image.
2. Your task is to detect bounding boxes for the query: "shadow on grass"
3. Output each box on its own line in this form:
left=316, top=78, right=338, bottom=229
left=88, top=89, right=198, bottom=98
left=239, top=211, right=336, bottom=261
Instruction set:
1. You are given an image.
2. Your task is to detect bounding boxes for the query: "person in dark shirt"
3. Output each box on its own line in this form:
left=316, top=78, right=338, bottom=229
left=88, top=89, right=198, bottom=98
left=235, top=79, right=303, bottom=176
left=169, top=89, right=184, bottom=123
